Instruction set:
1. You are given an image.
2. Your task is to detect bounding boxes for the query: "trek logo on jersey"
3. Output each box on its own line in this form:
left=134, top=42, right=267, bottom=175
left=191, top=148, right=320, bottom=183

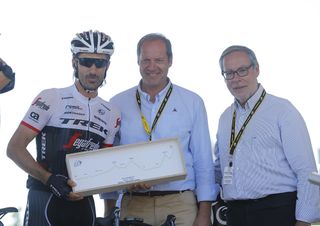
left=32, top=97, right=50, bottom=111
left=63, top=132, right=100, bottom=150
left=59, top=118, right=109, bottom=135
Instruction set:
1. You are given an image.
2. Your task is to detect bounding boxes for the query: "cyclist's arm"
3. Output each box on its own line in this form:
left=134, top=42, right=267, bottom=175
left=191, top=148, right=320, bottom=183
left=7, top=124, right=52, bottom=184
left=7, top=124, right=82, bottom=200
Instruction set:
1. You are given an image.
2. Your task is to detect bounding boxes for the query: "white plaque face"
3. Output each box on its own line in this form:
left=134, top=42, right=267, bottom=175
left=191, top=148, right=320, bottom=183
left=66, top=138, right=187, bottom=196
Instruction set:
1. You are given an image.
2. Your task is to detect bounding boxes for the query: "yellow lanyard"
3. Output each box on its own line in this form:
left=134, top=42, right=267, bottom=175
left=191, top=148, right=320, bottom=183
left=136, top=84, right=173, bottom=141
left=229, top=89, right=266, bottom=166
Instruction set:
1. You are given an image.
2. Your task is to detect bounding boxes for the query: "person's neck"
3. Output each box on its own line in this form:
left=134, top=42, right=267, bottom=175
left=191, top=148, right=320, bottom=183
left=237, top=84, right=260, bottom=108
left=141, top=80, right=169, bottom=103
left=75, top=82, right=98, bottom=99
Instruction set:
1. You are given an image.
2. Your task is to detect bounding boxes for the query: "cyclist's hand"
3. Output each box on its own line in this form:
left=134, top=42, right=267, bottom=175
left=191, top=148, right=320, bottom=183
left=66, top=179, right=83, bottom=201
left=128, top=183, right=152, bottom=191
left=46, top=174, right=72, bottom=199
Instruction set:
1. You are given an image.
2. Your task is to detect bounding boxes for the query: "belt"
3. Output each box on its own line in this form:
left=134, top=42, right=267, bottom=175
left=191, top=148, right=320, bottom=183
left=226, top=191, right=297, bottom=205
left=125, top=190, right=190, bottom=197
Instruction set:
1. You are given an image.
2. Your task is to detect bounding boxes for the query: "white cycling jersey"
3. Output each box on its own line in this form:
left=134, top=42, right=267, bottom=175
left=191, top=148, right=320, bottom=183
left=21, top=84, right=120, bottom=190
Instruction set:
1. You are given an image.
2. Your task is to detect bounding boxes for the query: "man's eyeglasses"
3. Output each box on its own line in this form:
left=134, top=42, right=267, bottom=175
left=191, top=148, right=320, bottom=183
left=222, top=64, right=253, bottom=80
left=77, top=57, right=109, bottom=68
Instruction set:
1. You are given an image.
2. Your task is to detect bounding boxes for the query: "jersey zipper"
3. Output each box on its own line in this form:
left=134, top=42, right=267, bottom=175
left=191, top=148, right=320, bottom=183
left=87, top=97, right=91, bottom=140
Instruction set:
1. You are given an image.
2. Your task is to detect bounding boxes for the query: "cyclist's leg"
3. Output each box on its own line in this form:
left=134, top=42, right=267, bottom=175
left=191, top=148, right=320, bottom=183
left=155, top=191, right=197, bottom=226
left=23, top=189, right=52, bottom=226
left=120, top=195, right=155, bottom=225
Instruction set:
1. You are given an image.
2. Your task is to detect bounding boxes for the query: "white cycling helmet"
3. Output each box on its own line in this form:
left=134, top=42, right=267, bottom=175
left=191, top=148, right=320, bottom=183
left=71, top=30, right=114, bottom=56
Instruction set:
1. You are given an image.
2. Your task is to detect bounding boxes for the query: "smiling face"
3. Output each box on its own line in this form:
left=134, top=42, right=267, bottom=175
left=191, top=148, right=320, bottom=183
left=222, top=51, right=259, bottom=105
left=138, top=39, right=172, bottom=95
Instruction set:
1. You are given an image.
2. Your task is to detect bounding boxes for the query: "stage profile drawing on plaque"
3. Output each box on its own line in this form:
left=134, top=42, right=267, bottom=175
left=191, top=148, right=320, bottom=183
left=66, top=137, right=187, bottom=196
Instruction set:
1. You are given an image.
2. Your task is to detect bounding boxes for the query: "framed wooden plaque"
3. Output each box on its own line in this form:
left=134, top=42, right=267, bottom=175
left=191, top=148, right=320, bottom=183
left=66, top=137, right=187, bottom=196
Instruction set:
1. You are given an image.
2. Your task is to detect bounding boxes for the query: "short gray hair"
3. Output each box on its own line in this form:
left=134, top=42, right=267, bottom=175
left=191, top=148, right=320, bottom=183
left=137, top=33, right=173, bottom=63
left=219, top=45, right=259, bottom=71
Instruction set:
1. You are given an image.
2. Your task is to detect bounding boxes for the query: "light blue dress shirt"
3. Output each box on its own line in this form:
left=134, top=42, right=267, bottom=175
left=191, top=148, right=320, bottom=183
left=214, top=84, right=320, bottom=222
left=104, top=80, right=219, bottom=202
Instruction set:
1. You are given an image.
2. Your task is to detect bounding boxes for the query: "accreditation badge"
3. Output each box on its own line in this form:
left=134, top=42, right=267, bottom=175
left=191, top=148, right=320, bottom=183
left=222, top=166, right=233, bottom=185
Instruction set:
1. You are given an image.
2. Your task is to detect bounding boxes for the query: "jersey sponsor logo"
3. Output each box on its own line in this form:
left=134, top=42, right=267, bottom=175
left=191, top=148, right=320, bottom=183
left=115, top=117, right=121, bottom=128
left=63, top=111, right=86, bottom=116
left=98, top=108, right=105, bottom=115
left=63, top=132, right=100, bottom=150
left=32, top=97, right=50, bottom=110
left=60, top=118, right=109, bottom=135
left=64, top=105, right=84, bottom=115
left=29, top=111, right=40, bottom=121
left=65, top=105, right=83, bottom=110
left=61, top=96, right=73, bottom=100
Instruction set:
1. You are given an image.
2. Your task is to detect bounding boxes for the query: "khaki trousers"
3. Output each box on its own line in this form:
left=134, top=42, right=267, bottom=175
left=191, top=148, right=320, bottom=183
left=120, top=190, right=197, bottom=226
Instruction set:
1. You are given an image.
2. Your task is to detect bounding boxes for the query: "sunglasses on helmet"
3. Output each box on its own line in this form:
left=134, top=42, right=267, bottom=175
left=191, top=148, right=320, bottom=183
left=77, top=57, right=109, bottom=68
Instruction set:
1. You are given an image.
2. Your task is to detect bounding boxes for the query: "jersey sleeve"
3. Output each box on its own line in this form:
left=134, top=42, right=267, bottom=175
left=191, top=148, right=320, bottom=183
left=102, top=104, right=121, bottom=147
left=21, top=88, right=58, bottom=133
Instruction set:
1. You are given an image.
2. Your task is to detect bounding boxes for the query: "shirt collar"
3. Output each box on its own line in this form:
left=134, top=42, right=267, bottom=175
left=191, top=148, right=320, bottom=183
left=137, top=79, right=172, bottom=103
left=234, top=84, right=264, bottom=111
left=71, top=84, right=98, bottom=104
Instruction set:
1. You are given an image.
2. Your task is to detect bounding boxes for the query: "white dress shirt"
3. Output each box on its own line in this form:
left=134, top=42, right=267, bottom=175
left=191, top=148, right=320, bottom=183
left=102, top=80, right=219, bottom=202
left=214, top=84, right=320, bottom=223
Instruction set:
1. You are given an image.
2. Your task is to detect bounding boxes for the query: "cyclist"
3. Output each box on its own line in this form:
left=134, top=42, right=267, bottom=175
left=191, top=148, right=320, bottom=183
left=6, top=30, right=120, bottom=226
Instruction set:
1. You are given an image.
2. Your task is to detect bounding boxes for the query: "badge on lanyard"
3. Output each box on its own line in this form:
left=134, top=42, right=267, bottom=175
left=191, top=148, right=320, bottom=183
left=223, top=165, right=233, bottom=185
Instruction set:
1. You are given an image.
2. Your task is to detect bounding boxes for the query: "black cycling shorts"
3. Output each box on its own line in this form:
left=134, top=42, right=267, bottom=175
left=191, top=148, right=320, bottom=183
left=24, top=189, right=96, bottom=226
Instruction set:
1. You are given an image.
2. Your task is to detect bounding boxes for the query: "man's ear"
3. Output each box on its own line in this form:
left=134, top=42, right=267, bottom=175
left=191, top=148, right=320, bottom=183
left=254, top=64, right=260, bottom=78
left=168, top=57, right=173, bottom=67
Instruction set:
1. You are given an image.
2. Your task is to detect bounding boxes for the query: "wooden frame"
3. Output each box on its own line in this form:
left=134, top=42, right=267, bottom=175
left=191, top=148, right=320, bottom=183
left=66, top=137, right=187, bottom=196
